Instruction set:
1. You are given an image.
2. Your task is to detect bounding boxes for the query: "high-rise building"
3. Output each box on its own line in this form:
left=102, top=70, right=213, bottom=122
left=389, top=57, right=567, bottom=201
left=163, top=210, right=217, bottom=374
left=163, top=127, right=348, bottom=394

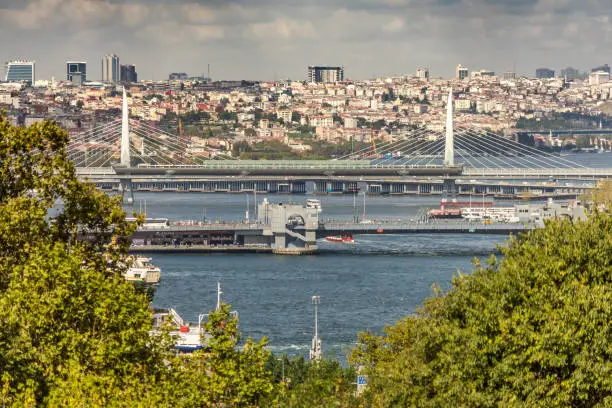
left=5, top=60, right=35, bottom=84
left=120, top=64, right=138, bottom=83
left=561, top=67, right=581, bottom=81
left=66, top=61, right=87, bottom=85
left=416, top=68, right=429, bottom=80
left=307, top=66, right=344, bottom=83
left=535, top=68, right=555, bottom=79
left=169, top=72, right=188, bottom=80
left=102, top=54, right=120, bottom=83
left=591, top=64, right=610, bottom=74
left=456, top=64, right=468, bottom=80
left=503, top=71, right=517, bottom=80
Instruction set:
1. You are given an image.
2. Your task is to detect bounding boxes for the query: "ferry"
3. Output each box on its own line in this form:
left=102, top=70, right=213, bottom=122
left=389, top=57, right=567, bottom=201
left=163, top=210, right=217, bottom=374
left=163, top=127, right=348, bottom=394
left=428, top=198, right=493, bottom=219
left=306, top=199, right=322, bottom=213
left=126, top=217, right=170, bottom=229
left=123, top=256, right=161, bottom=285
left=325, top=234, right=355, bottom=244
left=461, top=207, right=520, bottom=223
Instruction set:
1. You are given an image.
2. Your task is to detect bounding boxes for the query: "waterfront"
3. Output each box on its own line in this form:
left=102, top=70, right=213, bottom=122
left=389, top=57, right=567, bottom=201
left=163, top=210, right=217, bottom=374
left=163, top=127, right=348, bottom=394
left=134, top=193, right=507, bottom=358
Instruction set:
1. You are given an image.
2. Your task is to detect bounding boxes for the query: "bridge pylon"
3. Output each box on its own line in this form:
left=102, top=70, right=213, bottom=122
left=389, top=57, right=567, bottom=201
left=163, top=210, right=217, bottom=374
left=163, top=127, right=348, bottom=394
left=444, top=88, right=454, bottom=167
left=120, top=87, right=131, bottom=167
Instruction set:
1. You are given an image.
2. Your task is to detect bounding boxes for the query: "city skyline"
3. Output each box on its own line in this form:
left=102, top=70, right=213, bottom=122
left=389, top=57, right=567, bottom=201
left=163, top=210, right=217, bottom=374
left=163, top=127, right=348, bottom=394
left=2, top=0, right=612, bottom=81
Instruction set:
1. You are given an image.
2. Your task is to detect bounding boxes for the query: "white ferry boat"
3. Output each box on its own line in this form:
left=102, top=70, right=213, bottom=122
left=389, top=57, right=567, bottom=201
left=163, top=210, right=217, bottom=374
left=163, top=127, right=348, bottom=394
left=461, top=206, right=520, bottom=223
left=306, top=199, right=322, bottom=213
left=123, top=256, right=161, bottom=285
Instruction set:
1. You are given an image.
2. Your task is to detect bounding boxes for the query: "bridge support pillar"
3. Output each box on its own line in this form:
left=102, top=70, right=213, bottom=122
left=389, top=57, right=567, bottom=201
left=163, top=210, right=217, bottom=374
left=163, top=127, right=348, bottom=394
left=443, top=178, right=457, bottom=200
left=119, top=177, right=135, bottom=205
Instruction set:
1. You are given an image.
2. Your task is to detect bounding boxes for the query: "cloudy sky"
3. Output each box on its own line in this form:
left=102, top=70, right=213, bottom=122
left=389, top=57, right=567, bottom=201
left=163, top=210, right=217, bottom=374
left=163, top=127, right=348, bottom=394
left=2, top=0, right=612, bottom=81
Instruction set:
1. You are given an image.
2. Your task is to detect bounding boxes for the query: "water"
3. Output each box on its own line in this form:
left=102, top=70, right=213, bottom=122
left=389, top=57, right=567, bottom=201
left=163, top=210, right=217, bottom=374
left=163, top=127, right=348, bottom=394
left=128, top=152, right=611, bottom=358
left=130, top=193, right=508, bottom=359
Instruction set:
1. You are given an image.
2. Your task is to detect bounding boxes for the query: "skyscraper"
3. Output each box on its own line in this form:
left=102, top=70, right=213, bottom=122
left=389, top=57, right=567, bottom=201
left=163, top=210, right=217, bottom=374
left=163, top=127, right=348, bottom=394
left=102, top=54, right=120, bottom=83
left=66, top=61, right=87, bottom=85
left=307, top=66, right=344, bottom=83
left=120, top=64, right=138, bottom=83
left=416, top=68, right=429, bottom=80
left=456, top=64, right=468, bottom=80
left=561, top=67, right=581, bottom=81
left=535, top=68, right=555, bottom=79
left=5, top=60, right=35, bottom=84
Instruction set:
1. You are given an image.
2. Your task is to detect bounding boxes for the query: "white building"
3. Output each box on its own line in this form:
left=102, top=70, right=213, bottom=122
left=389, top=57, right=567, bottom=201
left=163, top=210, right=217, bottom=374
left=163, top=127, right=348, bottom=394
left=309, top=115, right=334, bottom=127
left=416, top=68, right=429, bottom=80
left=456, top=64, right=469, bottom=80
left=589, top=71, right=610, bottom=86
left=102, top=54, right=120, bottom=83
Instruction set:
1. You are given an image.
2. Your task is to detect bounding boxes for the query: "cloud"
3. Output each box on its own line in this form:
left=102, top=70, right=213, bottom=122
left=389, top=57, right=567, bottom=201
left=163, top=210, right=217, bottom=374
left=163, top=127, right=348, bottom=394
left=1, top=0, right=611, bottom=80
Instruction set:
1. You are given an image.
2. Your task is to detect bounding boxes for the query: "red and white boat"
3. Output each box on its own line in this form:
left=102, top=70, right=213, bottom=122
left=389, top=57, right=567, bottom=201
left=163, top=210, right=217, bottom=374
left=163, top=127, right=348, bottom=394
left=325, top=234, right=355, bottom=244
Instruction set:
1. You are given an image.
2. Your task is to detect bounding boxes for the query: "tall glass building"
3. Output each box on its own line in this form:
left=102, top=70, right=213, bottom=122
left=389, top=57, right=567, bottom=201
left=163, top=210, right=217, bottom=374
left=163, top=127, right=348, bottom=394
left=66, top=61, right=87, bottom=85
left=102, top=54, right=120, bottom=83
left=5, top=60, right=35, bottom=84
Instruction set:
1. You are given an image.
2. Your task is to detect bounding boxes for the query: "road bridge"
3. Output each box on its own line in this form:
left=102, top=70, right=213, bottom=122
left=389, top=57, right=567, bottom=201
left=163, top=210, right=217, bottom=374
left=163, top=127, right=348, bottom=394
left=71, top=89, right=611, bottom=203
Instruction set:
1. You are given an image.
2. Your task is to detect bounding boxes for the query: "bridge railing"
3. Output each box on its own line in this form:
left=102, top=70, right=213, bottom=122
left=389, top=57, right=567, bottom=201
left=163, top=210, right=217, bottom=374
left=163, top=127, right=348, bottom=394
left=133, top=161, right=455, bottom=170
left=463, top=168, right=612, bottom=177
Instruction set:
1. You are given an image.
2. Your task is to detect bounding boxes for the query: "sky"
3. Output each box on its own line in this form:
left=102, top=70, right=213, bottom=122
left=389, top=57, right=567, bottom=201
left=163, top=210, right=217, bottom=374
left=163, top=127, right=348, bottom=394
left=2, top=0, right=612, bottom=82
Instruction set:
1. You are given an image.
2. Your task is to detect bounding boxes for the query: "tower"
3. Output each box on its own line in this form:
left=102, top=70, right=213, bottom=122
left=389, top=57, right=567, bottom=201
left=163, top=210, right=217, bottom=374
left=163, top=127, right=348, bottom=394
left=444, top=89, right=454, bottom=167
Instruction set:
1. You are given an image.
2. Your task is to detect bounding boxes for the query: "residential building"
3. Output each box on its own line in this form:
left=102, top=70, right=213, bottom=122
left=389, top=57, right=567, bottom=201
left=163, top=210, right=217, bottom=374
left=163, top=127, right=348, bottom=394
left=66, top=61, right=87, bottom=84
left=589, top=71, right=610, bottom=86
left=5, top=60, right=35, bottom=84
left=309, top=115, right=334, bottom=127
left=307, top=66, right=344, bottom=83
left=416, top=68, right=429, bottom=80
left=102, top=54, right=120, bottom=83
left=120, top=64, right=138, bottom=83
left=456, top=64, right=469, bottom=80
left=471, top=70, right=495, bottom=79
left=536, top=68, right=555, bottom=79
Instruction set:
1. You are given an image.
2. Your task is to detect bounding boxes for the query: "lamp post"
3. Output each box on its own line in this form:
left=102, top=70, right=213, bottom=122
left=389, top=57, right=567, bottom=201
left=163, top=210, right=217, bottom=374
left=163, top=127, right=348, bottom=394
left=309, top=296, right=321, bottom=361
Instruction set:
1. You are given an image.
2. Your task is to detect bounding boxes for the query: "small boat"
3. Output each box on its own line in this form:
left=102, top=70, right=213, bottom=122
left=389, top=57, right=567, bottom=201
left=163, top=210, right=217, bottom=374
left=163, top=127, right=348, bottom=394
left=325, top=234, right=355, bottom=244
left=152, top=282, right=236, bottom=354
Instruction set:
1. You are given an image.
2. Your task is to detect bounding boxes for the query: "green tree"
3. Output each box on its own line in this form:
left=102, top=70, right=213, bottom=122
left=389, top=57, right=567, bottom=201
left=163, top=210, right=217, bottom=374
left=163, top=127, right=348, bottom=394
left=351, top=213, right=612, bottom=407
left=0, top=115, right=277, bottom=406
left=264, top=355, right=357, bottom=407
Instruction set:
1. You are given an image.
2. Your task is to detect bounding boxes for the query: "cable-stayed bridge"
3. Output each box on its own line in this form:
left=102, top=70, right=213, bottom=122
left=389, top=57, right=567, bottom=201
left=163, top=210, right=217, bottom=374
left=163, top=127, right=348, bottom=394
left=70, top=89, right=610, bottom=199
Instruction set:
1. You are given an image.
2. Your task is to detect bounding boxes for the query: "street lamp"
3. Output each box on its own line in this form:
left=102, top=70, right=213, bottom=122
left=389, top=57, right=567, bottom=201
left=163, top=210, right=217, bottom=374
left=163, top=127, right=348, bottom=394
left=309, top=296, right=321, bottom=361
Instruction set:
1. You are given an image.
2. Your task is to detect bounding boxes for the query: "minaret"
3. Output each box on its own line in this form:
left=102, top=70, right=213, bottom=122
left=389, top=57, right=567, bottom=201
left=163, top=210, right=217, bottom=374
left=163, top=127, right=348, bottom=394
left=444, top=88, right=455, bottom=167
left=120, top=87, right=131, bottom=167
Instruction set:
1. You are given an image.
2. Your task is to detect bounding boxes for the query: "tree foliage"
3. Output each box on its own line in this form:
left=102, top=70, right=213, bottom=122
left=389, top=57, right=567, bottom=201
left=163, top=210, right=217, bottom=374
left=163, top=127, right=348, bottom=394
left=0, top=115, right=276, bottom=407
left=351, top=213, right=612, bottom=407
